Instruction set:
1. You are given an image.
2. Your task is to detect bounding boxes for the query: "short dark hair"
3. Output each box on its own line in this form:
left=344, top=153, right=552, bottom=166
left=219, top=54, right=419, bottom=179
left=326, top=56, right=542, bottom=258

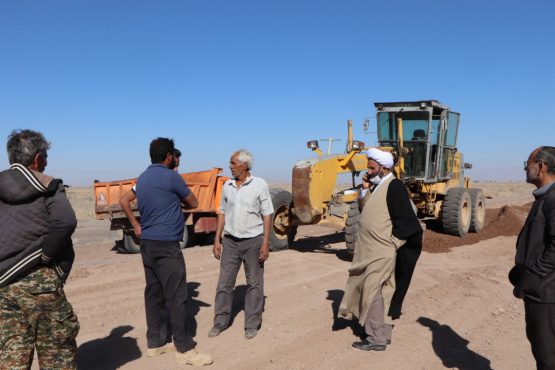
left=149, top=137, right=175, bottom=164
left=174, top=149, right=181, bottom=158
left=536, top=146, right=555, bottom=175
left=7, top=129, right=51, bottom=166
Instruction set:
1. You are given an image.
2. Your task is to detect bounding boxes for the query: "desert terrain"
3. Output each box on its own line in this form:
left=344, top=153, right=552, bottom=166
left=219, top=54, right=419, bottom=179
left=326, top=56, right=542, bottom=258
left=44, top=181, right=536, bottom=370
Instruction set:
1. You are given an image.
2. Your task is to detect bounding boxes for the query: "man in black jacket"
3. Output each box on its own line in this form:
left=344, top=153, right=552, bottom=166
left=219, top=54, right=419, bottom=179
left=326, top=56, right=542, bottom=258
left=0, top=129, right=79, bottom=369
left=510, top=146, right=555, bottom=370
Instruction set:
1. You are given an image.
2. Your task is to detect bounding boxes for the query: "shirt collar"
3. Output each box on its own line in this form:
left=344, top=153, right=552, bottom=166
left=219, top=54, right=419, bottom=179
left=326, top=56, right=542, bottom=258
left=533, top=181, right=555, bottom=198
left=148, top=163, right=168, bottom=169
left=230, top=176, right=253, bottom=188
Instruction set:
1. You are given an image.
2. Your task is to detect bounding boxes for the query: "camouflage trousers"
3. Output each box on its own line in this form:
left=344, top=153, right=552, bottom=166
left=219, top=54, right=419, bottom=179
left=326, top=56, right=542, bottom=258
left=0, top=266, right=79, bottom=370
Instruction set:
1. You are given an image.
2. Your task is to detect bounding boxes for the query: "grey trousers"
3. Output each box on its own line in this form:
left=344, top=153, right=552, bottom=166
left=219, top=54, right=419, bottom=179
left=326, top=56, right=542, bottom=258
left=213, top=234, right=264, bottom=330
left=364, top=287, right=393, bottom=345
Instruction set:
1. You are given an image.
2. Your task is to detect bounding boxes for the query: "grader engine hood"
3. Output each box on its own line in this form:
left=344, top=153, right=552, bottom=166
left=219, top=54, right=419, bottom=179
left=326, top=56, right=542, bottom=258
left=292, top=153, right=367, bottom=224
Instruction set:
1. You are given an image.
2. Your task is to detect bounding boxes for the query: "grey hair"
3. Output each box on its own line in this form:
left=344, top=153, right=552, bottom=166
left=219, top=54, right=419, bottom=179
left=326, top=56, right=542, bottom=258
left=7, top=129, right=51, bottom=166
left=536, top=146, right=555, bottom=174
left=235, top=149, right=253, bottom=170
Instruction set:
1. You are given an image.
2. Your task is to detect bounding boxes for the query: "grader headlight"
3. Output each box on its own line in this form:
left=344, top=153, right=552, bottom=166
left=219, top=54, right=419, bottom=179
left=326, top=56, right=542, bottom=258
left=307, top=140, right=319, bottom=151
left=351, top=140, right=365, bottom=151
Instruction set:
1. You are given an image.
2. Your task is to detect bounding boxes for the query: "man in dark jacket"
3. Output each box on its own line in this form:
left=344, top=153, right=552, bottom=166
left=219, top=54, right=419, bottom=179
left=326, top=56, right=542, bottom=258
left=0, top=129, right=79, bottom=369
left=510, top=146, right=555, bottom=370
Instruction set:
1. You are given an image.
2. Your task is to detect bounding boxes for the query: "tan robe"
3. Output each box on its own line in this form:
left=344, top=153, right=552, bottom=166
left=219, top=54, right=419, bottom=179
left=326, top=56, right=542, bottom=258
left=339, top=175, right=406, bottom=326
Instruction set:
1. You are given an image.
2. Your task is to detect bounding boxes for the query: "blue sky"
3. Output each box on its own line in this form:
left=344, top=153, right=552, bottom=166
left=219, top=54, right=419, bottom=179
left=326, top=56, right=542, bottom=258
left=1, top=0, right=553, bottom=186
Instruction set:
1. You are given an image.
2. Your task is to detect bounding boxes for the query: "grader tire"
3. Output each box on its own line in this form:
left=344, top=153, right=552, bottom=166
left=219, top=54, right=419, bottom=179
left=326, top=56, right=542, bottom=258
left=269, top=188, right=297, bottom=251
left=442, top=188, right=471, bottom=236
left=469, top=188, right=486, bottom=233
left=344, top=202, right=360, bottom=253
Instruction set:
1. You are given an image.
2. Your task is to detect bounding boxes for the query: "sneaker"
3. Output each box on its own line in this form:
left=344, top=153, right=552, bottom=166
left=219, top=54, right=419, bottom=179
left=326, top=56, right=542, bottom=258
left=175, top=348, right=213, bottom=366
left=208, top=326, right=222, bottom=338
left=244, top=328, right=257, bottom=339
left=147, top=342, right=175, bottom=357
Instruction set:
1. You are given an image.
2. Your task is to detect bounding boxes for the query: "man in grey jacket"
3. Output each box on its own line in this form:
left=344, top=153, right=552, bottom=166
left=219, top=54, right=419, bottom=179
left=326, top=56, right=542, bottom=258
left=0, top=129, right=79, bottom=369
left=510, top=146, right=555, bottom=370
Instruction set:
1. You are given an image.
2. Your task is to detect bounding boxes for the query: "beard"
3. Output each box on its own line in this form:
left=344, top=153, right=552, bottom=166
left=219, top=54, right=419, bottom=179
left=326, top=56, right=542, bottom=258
left=168, top=157, right=177, bottom=170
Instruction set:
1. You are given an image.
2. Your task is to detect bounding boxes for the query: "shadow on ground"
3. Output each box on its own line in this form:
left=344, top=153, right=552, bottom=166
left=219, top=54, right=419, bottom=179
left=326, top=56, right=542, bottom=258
left=417, top=317, right=492, bottom=370
left=326, top=289, right=366, bottom=339
left=290, top=232, right=352, bottom=262
left=187, top=282, right=211, bottom=337
left=77, top=282, right=210, bottom=369
left=77, top=325, right=140, bottom=370
left=222, top=284, right=268, bottom=330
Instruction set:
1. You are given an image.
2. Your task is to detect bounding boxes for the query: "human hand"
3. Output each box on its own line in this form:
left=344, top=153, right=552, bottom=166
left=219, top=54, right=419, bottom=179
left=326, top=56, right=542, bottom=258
left=133, top=224, right=142, bottom=239
left=259, top=242, right=270, bottom=263
left=362, top=172, right=371, bottom=189
left=213, top=240, right=222, bottom=260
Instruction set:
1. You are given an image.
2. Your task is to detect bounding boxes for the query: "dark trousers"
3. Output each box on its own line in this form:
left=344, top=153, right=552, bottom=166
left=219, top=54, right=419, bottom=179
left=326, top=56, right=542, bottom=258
left=213, top=234, right=264, bottom=330
left=140, top=240, right=195, bottom=353
left=525, top=300, right=555, bottom=370
left=388, top=232, right=423, bottom=319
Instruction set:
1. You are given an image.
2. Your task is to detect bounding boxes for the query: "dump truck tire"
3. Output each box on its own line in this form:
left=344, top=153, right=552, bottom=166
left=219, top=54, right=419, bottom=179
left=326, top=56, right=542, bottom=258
left=123, top=230, right=141, bottom=254
left=179, top=226, right=189, bottom=249
left=442, top=187, right=471, bottom=236
left=269, top=188, right=296, bottom=251
left=344, top=202, right=360, bottom=253
left=469, top=188, right=486, bottom=233
left=123, top=227, right=188, bottom=253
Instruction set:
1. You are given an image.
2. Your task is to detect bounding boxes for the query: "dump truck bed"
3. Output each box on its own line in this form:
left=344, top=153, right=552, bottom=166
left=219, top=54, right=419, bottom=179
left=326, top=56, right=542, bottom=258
left=94, top=167, right=227, bottom=220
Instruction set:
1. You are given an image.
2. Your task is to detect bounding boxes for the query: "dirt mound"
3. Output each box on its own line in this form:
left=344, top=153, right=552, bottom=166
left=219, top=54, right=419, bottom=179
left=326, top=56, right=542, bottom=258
left=423, top=202, right=532, bottom=253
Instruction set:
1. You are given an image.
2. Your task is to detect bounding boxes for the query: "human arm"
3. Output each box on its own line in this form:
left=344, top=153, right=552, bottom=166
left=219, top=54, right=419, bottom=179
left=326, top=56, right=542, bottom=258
left=357, top=172, right=372, bottom=210
left=169, top=171, right=198, bottom=209
left=259, top=180, right=274, bottom=262
left=119, top=189, right=141, bottom=238
left=213, top=213, right=225, bottom=260
left=41, top=182, right=78, bottom=264
left=259, top=214, right=272, bottom=262
left=530, top=192, right=555, bottom=276
left=181, top=192, right=198, bottom=209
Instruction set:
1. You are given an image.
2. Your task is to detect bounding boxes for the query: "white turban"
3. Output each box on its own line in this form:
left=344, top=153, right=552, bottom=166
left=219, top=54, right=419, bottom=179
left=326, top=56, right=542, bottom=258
left=365, top=148, right=394, bottom=168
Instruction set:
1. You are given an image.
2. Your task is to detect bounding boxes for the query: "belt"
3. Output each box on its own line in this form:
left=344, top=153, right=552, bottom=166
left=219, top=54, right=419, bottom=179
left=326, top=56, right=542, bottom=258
left=224, top=234, right=258, bottom=242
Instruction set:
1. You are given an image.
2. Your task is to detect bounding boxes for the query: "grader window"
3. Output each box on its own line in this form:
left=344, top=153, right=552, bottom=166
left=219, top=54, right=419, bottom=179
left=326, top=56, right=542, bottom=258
left=377, top=111, right=429, bottom=144
left=377, top=111, right=430, bottom=179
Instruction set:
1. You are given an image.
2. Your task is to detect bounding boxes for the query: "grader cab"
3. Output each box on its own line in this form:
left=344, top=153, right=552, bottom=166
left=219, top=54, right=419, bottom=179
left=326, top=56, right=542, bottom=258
left=268, top=100, right=485, bottom=252
left=373, top=100, right=485, bottom=239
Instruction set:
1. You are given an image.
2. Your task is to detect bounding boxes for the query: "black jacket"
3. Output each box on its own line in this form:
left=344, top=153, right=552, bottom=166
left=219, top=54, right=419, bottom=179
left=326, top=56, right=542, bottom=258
left=510, top=182, right=555, bottom=302
left=0, top=163, right=77, bottom=287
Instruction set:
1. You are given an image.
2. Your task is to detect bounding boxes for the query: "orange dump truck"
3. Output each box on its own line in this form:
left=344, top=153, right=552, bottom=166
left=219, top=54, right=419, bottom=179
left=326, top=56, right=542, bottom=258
left=94, top=168, right=228, bottom=253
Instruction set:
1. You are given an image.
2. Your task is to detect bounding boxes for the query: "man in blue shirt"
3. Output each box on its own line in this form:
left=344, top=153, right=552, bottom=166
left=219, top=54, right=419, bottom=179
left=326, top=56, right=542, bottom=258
left=121, top=137, right=212, bottom=366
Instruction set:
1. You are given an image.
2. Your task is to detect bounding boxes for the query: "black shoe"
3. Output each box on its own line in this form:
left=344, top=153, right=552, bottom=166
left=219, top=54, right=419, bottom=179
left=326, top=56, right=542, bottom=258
left=244, top=328, right=258, bottom=339
left=208, top=326, right=223, bottom=337
left=352, top=340, right=386, bottom=351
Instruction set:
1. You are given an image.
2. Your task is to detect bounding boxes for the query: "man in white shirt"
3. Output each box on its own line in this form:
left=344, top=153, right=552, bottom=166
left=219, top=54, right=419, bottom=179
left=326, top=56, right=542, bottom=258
left=209, top=149, right=274, bottom=339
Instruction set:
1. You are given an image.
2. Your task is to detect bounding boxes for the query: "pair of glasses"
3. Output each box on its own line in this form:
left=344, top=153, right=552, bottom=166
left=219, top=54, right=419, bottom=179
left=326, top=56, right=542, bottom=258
left=524, top=160, right=542, bottom=167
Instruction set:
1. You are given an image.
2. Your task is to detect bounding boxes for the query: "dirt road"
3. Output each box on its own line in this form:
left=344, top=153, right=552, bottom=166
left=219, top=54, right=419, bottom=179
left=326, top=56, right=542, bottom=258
left=45, top=182, right=535, bottom=369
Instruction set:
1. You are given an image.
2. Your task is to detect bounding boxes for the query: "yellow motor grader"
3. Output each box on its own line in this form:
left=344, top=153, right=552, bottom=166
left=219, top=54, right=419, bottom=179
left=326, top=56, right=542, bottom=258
left=269, top=100, right=485, bottom=251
